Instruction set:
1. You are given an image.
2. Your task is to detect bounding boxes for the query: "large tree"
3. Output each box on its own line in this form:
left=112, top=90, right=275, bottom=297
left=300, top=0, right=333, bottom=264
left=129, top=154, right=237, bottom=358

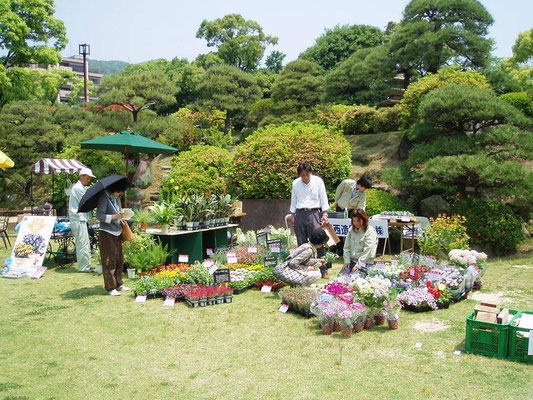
left=389, top=0, right=494, bottom=86
left=196, top=14, right=278, bottom=71
left=300, top=24, right=384, bottom=71
left=0, top=0, right=67, bottom=68
left=196, top=65, right=261, bottom=134
left=98, top=71, right=176, bottom=121
left=512, top=28, right=533, bottom=64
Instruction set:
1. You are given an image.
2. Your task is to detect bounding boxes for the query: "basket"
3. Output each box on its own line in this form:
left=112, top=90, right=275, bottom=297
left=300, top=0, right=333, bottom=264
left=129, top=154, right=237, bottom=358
left=508, top=311, right=533, bottom=363
left=465, top=309, right=518, bottom=359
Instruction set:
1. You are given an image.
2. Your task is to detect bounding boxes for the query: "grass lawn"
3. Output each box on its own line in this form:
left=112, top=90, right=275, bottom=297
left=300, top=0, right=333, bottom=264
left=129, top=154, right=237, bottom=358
left=1, top=239, right=532, bottom=400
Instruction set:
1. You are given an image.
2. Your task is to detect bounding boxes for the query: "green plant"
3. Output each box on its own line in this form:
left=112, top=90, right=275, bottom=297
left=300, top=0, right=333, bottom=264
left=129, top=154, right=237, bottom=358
left=365, top=189, right=413, bottom=217
left=418, top=214, right=470, bottom=259
left=148, top=202, right=175, bottom=226
left=453, top=198, right=524, bottom=255
left=231, top=121, right=351, bottom=199
left=375, top=105, right=401, bottom=132
left=127, top=241, right=170, bottom=273
left=123, top=233, right=154, bottom=267
left=184, top=262, right=214, bottom=286
left=132, top=208, right=150, bottom=224
left=499, top=92, right=533, bottom=117
left=340, top=105, right=378, bottom=135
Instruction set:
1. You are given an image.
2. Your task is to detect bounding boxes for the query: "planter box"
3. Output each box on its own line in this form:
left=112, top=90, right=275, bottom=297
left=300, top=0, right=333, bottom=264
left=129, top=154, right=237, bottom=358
left=232, top=284, right=254, bottom=295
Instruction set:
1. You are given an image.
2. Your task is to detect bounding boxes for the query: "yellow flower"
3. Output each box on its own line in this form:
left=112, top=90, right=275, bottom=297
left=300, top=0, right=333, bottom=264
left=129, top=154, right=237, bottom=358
left=438, top=284, right=446, bottom=291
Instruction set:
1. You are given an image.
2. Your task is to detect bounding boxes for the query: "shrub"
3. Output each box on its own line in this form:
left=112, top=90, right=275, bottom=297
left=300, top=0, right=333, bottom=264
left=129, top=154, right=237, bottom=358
left=400, top=66, right=489, bottom=128
left=453, top=198, right=524, bottom=255
left=341, top=105, right=378, bottom=135
left=247, top=98, right=273, bottom=127
left=376, top=104, right=402, bottom=132
left=161, top=145, right=233, bottom=200
left=365, top=189, right=413, bottom=217
left=499, top=92, right=533, bottom=117
left=418, top=215, right=470, bottom=259
left=231, top=122, right=351, bottom=199
left=312, top=104, right=352, bottom=130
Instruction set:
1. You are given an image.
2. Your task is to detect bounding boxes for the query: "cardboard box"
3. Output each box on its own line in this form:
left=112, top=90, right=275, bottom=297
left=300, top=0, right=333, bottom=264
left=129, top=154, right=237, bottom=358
left=497, top=308, right=509, bottom=325
left=480, top=295, right=501, bottom=308
left=476, top=311, right=498, bottom=324
left=319, top=223, right=340, bottom=247
left=475, top=304, right=500, bottom=314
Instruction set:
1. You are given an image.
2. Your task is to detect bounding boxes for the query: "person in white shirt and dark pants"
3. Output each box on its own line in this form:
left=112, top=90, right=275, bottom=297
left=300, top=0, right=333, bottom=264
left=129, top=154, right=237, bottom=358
left=290, top=163, right=330, bottom=278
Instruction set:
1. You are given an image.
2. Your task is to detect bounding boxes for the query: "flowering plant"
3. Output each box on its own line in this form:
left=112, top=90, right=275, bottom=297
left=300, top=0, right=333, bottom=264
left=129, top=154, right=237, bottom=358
left=162, top=283, right=206, bottom=299
left=280, top=287, right=317, bottom=313
left=397, top=288, right=438, bottom=311
left=322, top=281, right=354, bottom=297
left=349, top=302, right=367, bottom=323
left=397, top=265, right=432, bottom=286
left=448, top=249, right=487, bottom=269
left=418, top=214, right=470, bottom=259
left=383, top=297, right=401, bottom=319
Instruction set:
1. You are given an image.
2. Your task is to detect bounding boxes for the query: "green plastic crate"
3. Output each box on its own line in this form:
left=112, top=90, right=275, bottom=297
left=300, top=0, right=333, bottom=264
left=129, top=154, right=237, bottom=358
left=509, top=311, right=533, bottom=363
left=465, top=309, right=518, bottom=359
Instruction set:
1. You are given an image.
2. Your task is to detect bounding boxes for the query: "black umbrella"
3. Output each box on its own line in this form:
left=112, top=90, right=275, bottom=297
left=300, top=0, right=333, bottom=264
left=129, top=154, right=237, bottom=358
left=78, top=175, right=129, bottom=213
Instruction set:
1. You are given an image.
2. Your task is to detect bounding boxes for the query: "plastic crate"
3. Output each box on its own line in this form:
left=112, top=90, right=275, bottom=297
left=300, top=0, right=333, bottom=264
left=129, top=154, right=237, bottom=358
left=465, top=309, right=518, bottom=359
left=508, top=311, right=533, bottom=363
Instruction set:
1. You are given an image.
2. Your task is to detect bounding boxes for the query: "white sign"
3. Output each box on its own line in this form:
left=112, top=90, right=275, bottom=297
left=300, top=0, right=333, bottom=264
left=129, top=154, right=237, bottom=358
left=226, top=252, right=237, bottom=264
left=415, top=343, right=423, bottom=349
left=401, top=216, right=411, bottom=222
left=135, top=295, right=147, bottom=303
left=164, top=297, right=175, bottom=307
left=279, top=304, right=289, bottom=313
left=270, top=244, right=281, bottom=253
left=247, top=246, right=257, bottom=253
left=328, top=218, right=351, bottom=237
left=391, top=259, right=398, bottom=267
left=261, top=285, right=272, bottom=293
left=207, top=262, right=218, bottom=274
left=467, top=265, right=479, bottom=277
left=206, top=248, right=213, bottom=256
left=454, top=350, right=462, bottom=356
left=369, top=219, right=389, bottom=239
left=9, top=216, right=56, bottom=277
left=376, top=262, right=386, bottom=270
left=529, top=334, right=533, bottom=356
left=178, top=254, right=189, bottom=264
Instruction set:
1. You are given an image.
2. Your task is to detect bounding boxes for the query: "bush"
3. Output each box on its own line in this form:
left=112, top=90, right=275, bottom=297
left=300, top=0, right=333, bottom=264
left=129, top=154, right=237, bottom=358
left=400, top=66, right=489, bottom=128
left=231, top=122, right=351, bottom=199
left=312, top=104, right=352, bottom=130
left=161, top=145, right=233, bottom=200
left=499, top=92, right=533, bottom=117
left=376, top=105, right=402, bottom=132
left=365, top=189, right=413, bottom=217
left=453, top=198, right=524, bottom=255
left=247, top=98, right=273, bottom=127
left=418, top=215, right=470, bottom=259
left=341, top=105, right=379, bottom=135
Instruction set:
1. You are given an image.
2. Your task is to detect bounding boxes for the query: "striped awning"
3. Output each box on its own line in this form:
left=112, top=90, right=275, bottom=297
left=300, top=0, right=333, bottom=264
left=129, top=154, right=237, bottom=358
left=31, top=158, right=88, bottom=175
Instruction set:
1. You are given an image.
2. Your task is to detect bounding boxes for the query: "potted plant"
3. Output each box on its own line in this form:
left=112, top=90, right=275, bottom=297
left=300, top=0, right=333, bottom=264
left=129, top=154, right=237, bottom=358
left=132, top=208, right=150, bottom=232
left=198, top=288, right=207, bottom=307
left=207, top=287, right=216, bottom=305
left=224, top=287, right=234, bottom=303
left=127, top=241, right=170, bottom=275
left=215, top=286, right=224, bottom=304
left=384, top=297, right=401, bottom=330
left=148, top=202, right=175, bottom=234
left=186, top=289, right=199, bottom=308
left=218, top=194, right=234, bottom=225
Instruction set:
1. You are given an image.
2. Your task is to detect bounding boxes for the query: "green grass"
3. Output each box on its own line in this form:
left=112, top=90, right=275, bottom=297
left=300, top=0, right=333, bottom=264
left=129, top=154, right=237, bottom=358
left=1, top=240, right=532, bottom=400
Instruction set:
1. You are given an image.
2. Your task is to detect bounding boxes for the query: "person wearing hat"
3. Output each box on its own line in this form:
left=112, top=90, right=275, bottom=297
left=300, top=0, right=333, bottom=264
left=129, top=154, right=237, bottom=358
left=68, top=167, right=96, bottom=273
left=273, top=229, right=329, bottom=286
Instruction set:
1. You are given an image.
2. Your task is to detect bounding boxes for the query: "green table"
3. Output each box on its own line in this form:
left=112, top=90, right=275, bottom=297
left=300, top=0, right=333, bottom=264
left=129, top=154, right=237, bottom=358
left=145, top=224, right=238, bottom=264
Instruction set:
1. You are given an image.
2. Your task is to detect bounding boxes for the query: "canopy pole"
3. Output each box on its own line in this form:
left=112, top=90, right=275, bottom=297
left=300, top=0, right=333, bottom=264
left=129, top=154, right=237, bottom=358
left=124, top=146, right=129, bottom=207
left=30, top=170, right=34, bottom=215
left=52, top=171, right=55, bottom=211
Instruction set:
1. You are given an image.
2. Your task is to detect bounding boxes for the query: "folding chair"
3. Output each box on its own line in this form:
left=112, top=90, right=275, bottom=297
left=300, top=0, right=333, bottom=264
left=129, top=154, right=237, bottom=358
left=0, top=213, right=11, bottom=248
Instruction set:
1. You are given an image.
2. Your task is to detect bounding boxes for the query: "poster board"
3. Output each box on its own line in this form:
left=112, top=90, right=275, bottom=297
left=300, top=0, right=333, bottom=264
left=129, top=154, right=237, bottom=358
left=7, top=216, right=56, bottom=277
left=368, top=219, right=389, bottom=239
left=328, top=218, right=351, bottom=237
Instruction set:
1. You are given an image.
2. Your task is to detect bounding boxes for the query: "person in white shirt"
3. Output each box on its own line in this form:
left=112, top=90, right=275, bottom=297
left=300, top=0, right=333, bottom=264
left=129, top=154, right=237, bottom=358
left=68, top=167, right=95, bottom=273
left=290, top=163, right=330, bottom=278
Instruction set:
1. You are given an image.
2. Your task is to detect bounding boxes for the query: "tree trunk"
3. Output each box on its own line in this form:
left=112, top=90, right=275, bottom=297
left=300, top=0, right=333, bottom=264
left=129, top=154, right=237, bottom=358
left=224, top=112, right=231, bottom=135
left=133, top=110, right=139, bottom=122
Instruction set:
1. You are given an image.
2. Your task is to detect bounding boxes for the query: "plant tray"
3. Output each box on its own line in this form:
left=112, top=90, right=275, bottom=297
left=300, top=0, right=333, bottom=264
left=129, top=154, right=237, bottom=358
left=232, top=284, right=254, bottom=295
left=465, top=309, right=518, bottom=359
left=508, top=311, right=533, bottom=363
left=281, top=303, right=314, bottom=319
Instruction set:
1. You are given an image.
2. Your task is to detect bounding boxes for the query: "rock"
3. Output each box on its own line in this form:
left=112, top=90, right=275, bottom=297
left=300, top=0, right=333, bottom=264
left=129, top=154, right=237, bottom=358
left=420, top=195, right=451, bottom=219
left=523, top=223, right=531, bottom=238
left=134, top=163, right=153, bottom=189
left=132, top=160, right=150, bottom=183
left=128, top=188, right=145, bottom=201
left=397, top=134, right=412, bottom=160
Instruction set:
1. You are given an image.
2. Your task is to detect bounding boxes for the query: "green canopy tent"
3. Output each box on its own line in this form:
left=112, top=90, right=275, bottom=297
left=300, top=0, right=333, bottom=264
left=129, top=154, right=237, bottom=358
left=80, top=128, right=178, bottom=206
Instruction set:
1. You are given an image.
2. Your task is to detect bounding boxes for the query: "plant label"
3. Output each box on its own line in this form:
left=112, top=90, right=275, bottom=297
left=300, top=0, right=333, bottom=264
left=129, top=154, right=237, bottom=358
left=410, top=269, right=415, bottom=276
left=213, top=268, right=230, bottom=284
left=270, top=244, right=281, bottom=253
left=178, top=254, right=189, bottom=264
left=226, top=252, right=237, bottom=264
left=376, top=262, right=386, bottom=270
left=135, top=295, right=147, bottom=303
left=467, top=265, right=479, bottom=277
left=415, top=343, right=422, bottom=349
left=206, top=248, right=213, bottom=256
left=528, top=334, right=533, bottom=356
left=256, top=231, right=268, bottom=245
left=207, top=263, right=218, bottom=275
left=279, top=304, right=289, bottom=313
left=359, top=260, right=366, bottom=270
left=247, top=246, right=257, bottom=253
left=164, top=297, right=175, bottom=307
left=264, top=256, right=277, bottom=267
left=454, top=350, right=462, bottom=355
left=261, top=285, right=272, bottom=293
left=391, top=259, right=398, bottom=267
left=426, top=257, right=435, bottom=267
left=401, top=216, right=411, bottom=222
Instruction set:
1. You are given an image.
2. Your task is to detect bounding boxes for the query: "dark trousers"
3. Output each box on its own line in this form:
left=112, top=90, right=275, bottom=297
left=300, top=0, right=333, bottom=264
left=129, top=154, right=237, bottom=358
left=294, top=209, right=327, bottom=275
left=335, top=205, right=353, bottom=256
left=99, top=230, right=124, bottom=291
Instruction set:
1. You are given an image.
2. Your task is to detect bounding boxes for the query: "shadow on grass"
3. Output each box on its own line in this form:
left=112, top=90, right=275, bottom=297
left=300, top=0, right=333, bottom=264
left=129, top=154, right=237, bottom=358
left=60, top=286, right=106, bottom=300
left=455, top=338, right=466, bottom=352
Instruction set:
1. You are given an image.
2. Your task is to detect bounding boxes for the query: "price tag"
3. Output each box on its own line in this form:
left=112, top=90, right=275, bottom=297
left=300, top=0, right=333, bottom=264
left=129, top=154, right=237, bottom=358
left=279, top=304, right=289, bottom=313
left=247, top=246, right=257, bottom=253
left=261, top=285, right=272, bottom=293
left=359, top=260, right=366, bottom=270
left=164, top=297, right=175, bottom=307
left=410, top=269, right=415, bottom=276
left=426, top=257, right=435, bottom=267
left=376, top=262, right=386, bottom=270
left=207, top=263, right=218, bottom=275
left=453, top=350, right=462, bottom=356
left=206, top=248, right=213, bottom=256
left=415, top=343, right=423, bottom=349
left=226, top=252, right=237, bottom=264
left=343, top=274, right=352, bottom=284
left=178, top=254, right=189, bottom=264
left=401, top=216, right=411, bottom=222
left=135, top=295, right=147, bottom=303
left=467, top=265, right=479, bottom=277
left=270, top=244, right=281, bottom=253
left=391, top=259, right=398, bottom=267
left=528, top=334, right=533, bottom=356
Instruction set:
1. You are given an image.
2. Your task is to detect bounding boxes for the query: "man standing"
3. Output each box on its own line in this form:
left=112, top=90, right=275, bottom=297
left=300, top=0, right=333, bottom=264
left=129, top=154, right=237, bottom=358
left=290, top=163, right=330, bottom=278
left=68, top=167, right=95, bottom=273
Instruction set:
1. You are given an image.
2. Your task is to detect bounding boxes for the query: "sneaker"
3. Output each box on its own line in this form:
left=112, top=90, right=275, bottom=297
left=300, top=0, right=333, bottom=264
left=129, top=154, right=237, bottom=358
left=118, top=285, right=130, bottom=291
left=78, top=268, right=94, bottom=273
left=322, top=274, right=329, bottom=279
left=108, top=289, right=121, bottom=296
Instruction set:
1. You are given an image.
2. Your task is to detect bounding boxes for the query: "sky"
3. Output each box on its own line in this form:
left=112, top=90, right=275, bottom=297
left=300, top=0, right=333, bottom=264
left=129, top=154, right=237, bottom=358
left=54, top=0, right=533, bottom=65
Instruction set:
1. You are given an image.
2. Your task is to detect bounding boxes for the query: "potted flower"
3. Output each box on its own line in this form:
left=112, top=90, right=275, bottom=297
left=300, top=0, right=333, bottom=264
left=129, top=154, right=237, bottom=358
left=215, top=286, right=225, bottom=304
left=383, top=297, right=401, bottom=330
left=207, top=287, right=217, bottom=305
left=350, top=302, right=367, bottom=333
left=224, top=287, right=234, bottom=303
left=186, top=289, right=199, bottom=308
left=198, top=288, right=208, bottom=307
left=148, top=202, right=175, bottom=234
left=313, top=302, right=334, bottom=335
left=132, top=208, right=150, bottom=232
left=339, top=309, right=356, bottom=338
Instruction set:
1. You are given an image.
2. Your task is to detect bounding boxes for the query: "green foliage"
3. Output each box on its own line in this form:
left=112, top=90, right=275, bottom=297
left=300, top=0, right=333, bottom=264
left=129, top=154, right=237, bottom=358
left=148, top=202, right=175, bottom=226
left=324, top=45, right=396, bottom=105
left=477, top=125, right=533, bottom=161
left=231, top=122, right=351, bottom=199
left=183, top=262, right=214, bottom=286
left=418, top=214, right=470, bottom=259
left=400, top=66, right=489, bottom=128
left=123, top=233, right=154, bottom=267
left=364, top=189, right=413, bottom=217
left=311, top=104, right=352, bottom=130
left=127, top=240, right=170, bottom=273
left=265, top=51, right=285, bottom=74
left=196, top=14, right=278, bottom=72
left=511, top=27, right=533, bottom=64
left=98, top=70, right=176, bottom=121
left=453, top=198, right=524, bottom=255
left=196, top=65, right=261, bottom=134
left=300, top=24, right=384, bottom=71
left=88, top=59, right=129, bottom=75
left=499, top=92, right=533, bottom=117
left=247, top=98, right=273, bottom=127
left=375, top=105, right=402, bottom=132
left=0, top=0, right=67, bottom=68
left=410, top=85, right=530, bottom=141
left=161, top=145, right=233, bottom=200
left=341, top=105, right=379, bottom=135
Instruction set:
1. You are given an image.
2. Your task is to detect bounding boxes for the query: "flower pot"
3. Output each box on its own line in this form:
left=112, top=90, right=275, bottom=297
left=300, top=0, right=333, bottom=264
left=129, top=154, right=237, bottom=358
left=96, top=264, right=103, bottom=275
left=208, top=298, right=216, bottom=306
left=224, top=296, right=233, bottom=303
left=126, top=268, right=135, bottom=279
left=322, top=324, right=333, bottom=335
left=140, top=223, right=147, bottom=232
left=199, top=299, right=207, bottom=307
left=353, top=322, right=364, bottom=333
left=193, top=222, right=200, bottom=230
left=374, top=314, right=386, bottom=326
left=186, top=222, right=194, bottom=231
left=160, top=225, right=170, bottom=234
left=341, top=327, right=353, bottom=338
left=333, top=321, right=341, bottom=332
left=387, top=318, right=399, bottom=330
left=224, top=217, right=230, bottom=225
left=216, top=296, right=224, bottom=304
left=364, top=318, right=373, bottom=330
